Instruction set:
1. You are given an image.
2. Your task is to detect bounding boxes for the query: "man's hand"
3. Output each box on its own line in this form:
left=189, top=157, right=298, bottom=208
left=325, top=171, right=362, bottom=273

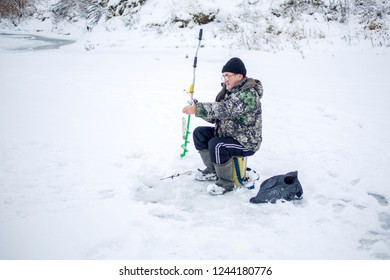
left=182, top=104, right=197, bottom=115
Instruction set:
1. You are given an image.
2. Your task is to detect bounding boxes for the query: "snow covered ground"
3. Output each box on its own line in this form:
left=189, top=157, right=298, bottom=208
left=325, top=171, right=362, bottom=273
left=0, top=31, right=390, bottom=260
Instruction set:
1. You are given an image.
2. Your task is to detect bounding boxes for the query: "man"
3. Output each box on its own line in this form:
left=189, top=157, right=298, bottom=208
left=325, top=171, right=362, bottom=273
left=182, top=57, right=263, bottom=195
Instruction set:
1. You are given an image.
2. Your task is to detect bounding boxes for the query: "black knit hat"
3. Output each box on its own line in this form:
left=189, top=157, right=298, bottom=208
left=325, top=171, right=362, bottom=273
left=222, top=57, right=246, bottom=77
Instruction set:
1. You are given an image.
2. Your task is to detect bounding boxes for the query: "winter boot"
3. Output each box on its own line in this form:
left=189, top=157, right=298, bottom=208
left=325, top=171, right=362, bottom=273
left=195, top=150, right=217, bottom=181
left=207, top=159, right=235, bottom=195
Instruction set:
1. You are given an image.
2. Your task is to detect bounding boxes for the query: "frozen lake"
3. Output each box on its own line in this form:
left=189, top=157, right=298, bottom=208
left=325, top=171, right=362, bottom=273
left=0, top=33, right=75, bottom=52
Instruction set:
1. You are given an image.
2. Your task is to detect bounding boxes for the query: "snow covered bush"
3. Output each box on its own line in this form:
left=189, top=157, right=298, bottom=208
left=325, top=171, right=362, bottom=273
left=277, top=0, right=325, bottom=18
left=51, top=0, right=90, bottom=23
left=86, top=0, right=105, bottom=30
left=353, top=0, right=389, bottom=28
left=324, top=0, right=349, bottom=23
left=346, top=0, right=390, bottom=46
left=86, top=0, right=146, bottom=30
left=50, top=0, right=147, bottom=31
left=169, top=0, right=218, bottom=28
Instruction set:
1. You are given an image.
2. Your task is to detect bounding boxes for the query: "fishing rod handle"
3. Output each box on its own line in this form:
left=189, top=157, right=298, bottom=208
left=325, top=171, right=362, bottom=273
left=198, top=29, right=203, bottom=40
left=193, top=29, right=203, bottom=68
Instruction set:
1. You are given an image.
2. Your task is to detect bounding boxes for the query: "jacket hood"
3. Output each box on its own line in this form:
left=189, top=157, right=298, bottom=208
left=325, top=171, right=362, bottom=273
left=230, top=77, right=263, bottom=99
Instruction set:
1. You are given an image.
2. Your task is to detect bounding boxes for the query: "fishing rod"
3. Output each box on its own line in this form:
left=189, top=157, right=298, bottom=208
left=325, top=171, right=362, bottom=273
left=160, top=171, right=193, bottom=180
left=180, top=28, right=203, bottom=158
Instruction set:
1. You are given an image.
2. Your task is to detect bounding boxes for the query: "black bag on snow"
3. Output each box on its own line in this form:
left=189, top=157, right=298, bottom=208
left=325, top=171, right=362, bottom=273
left=250, top=171, right=303, bottom=204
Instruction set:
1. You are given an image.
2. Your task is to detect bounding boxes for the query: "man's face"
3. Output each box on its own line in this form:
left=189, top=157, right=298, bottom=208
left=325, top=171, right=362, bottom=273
left=222, top=72, right=243, bottom=90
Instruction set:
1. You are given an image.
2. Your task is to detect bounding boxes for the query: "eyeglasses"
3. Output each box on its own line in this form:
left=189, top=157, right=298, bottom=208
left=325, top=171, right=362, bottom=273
left=221, top=74, right=237, bottom=81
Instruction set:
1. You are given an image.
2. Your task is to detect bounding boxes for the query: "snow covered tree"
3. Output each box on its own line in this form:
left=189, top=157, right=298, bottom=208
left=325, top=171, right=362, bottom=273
left=0, top=0, right=33, bottom=21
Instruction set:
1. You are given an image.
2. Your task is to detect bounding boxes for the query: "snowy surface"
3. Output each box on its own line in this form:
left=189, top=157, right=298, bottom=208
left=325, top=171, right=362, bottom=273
left=0, top=30, right=390, bottom=260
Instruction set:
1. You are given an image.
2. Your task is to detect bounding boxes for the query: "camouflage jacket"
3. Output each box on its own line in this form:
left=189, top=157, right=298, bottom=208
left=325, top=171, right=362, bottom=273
left=195, top=77, right=263, bottom=152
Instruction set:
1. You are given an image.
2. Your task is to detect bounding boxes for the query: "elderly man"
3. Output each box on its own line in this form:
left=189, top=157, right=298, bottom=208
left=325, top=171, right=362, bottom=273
left=182, top=57, right=263, bottom=195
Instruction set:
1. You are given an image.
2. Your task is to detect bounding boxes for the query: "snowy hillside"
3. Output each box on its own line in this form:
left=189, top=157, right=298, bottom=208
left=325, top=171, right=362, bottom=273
left=1, top=0, right=390, bottom=51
